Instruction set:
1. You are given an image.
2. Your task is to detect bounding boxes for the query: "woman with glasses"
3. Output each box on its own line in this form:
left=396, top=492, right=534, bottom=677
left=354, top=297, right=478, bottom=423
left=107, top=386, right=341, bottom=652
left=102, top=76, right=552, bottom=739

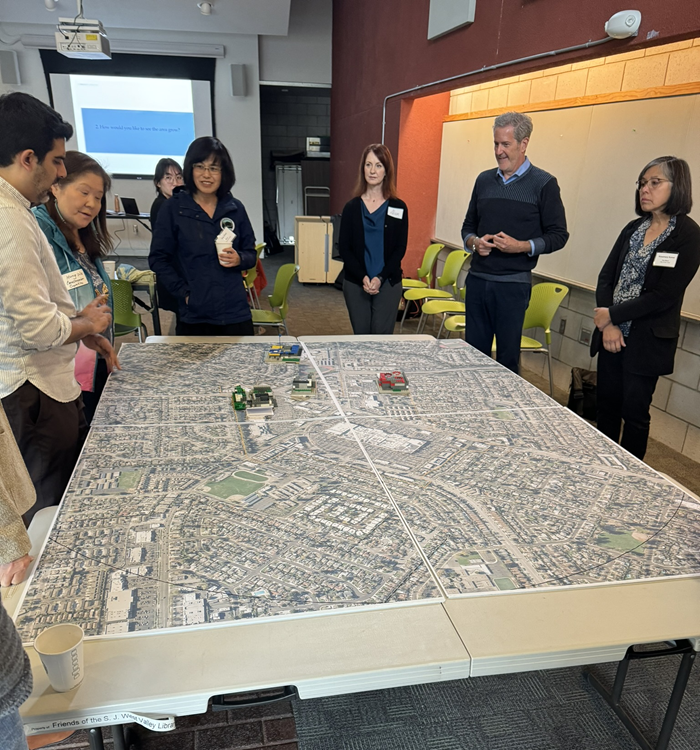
left=150, top=157, right=184, bottom=230
left=591, top=156, right=700, bottom=459
left=149, top=136, right=257, bottom=336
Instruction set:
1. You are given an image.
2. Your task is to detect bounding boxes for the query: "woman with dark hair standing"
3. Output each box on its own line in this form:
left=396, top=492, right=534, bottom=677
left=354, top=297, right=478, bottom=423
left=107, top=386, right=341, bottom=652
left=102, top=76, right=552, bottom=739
left=149, top=137, right=257, bottom=336
left=150, top=157, right=184, bottom=230
left=339, top=143, right=408, bottom=335
left=150, top=158, right=184, bottom=317
left=33, top=151, right=120, bottom=424
left=592, top=156, right=700, bottom=459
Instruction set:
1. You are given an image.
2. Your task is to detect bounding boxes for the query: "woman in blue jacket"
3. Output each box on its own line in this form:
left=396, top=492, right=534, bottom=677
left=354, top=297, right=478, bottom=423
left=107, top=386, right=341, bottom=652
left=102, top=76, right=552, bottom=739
left=33, top=151, right=117, bottom=424
left=149, top=137, right=257, bottom=336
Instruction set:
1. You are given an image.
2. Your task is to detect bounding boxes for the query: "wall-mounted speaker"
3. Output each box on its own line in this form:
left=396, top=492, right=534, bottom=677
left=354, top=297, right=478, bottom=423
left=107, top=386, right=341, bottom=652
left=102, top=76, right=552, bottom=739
left=230, top=64, right=247, bottom=97
left=0, top=50, right=21, bottom=86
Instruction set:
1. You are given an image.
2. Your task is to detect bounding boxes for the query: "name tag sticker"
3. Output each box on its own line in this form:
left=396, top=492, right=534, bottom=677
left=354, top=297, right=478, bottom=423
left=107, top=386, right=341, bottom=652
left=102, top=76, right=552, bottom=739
left=62, top=269, right=89, bottom=290
left=387, top=207, right=404, bottom=220
left=653, top=252, right=679, bottom=268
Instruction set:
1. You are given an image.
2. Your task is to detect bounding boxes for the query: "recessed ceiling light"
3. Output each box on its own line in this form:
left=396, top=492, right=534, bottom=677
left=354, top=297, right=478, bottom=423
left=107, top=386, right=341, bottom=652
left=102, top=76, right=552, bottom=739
left=44, top=0, right=58, bottom=10
left=197, top=2, right=213, bottom=15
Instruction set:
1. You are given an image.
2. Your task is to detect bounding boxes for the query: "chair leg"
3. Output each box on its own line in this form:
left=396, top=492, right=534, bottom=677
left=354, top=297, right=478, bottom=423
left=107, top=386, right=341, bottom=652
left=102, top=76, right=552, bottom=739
left=436, top=314, right=447, bottom=339
left=416, top=312, right=426, bottom=335
left=399, top=299, right=410, bottom=332
left=547, top=349, right=553, bottom=396
left=252, top=287, right=260, bottom=309
left=283, top=320, right=289, bottom=335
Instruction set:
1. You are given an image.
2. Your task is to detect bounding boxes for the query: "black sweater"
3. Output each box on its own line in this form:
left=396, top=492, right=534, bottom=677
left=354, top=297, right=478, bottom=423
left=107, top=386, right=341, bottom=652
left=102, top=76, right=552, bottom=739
left=461, top=165, right=568, bottom=275
left=591, top=213, right=700, bottom=376
left=339, top=196, right=409, bottom=286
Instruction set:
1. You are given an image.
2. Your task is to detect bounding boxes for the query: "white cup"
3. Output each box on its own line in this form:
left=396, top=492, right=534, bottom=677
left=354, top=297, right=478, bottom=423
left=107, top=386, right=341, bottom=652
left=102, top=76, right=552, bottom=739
left=216, top=239, right=233, bottom=267
left=34, top=624, right=85, bottom=692
left=103, top=260, right=116, bottom=279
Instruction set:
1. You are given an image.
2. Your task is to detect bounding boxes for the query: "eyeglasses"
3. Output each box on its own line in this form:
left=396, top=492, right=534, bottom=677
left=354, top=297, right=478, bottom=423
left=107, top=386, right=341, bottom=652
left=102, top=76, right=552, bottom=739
left=161, top=173, right=183, bottom=183
left=636, top=178, right=672, bottom=191
left=193, top=163, right=222, bottom=174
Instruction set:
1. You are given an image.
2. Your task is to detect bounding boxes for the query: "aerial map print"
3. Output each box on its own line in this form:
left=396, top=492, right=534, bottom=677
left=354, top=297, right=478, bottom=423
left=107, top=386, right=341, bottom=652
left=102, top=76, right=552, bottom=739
left=14, top=339, right=700, bottom=640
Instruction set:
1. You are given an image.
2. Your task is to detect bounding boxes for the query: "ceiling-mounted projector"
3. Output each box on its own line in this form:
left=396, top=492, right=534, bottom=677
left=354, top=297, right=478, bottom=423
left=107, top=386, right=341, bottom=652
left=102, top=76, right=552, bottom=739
left=55, top=17, right=111, bottom=59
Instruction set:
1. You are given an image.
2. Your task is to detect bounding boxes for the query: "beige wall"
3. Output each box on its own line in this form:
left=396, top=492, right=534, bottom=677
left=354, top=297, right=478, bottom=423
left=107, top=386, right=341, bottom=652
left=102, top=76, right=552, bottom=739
left=449, top=39, right=700, bottom=116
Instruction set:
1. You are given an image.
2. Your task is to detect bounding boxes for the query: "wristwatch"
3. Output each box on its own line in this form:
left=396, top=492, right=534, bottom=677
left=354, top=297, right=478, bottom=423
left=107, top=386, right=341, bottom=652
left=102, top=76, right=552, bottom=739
left=470, top=236, right=479, bottom=252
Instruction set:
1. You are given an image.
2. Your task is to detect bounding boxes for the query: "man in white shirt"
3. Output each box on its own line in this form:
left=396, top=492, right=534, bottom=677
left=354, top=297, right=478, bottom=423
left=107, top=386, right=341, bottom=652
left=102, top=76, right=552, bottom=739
left=0, top=92, right=117, bottom=523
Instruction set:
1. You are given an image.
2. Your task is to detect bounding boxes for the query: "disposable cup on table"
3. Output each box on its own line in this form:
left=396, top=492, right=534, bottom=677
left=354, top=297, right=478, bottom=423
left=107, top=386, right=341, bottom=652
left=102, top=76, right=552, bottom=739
left=34, top=623, right=85, bottom=692
left=103, top=260, right=116, bottom=278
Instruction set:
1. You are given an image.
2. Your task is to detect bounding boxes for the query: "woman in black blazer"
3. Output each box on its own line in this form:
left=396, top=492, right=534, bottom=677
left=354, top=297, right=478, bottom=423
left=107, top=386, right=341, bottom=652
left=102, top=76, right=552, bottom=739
left=339, top=143, right=408, bottom=334
left=592, top=156, right=700, bottom=459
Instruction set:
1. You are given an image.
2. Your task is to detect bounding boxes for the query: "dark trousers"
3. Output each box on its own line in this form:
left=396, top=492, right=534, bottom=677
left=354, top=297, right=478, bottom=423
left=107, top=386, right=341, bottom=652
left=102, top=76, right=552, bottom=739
left=465, top=275, right=531, bottom=373
left=81, top=357, right=109, bottom=426
left=343, top=279, right=402, bottom=335
left=596, top=347, right=658, bottom=460
left=1, top=381, right=88, bottom=525
left=176, top=319, right=255, bottom=337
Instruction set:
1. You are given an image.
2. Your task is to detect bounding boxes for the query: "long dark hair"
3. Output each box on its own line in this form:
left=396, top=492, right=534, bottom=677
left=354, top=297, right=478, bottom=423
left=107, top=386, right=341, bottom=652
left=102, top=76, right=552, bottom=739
left=46, top=151, right=113, bottom=261
left=352, top=143, right=398, bottom=200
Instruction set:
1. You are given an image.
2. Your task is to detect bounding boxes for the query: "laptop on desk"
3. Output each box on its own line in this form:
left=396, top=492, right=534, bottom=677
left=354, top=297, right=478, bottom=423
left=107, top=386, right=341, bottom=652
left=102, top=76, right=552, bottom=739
left=119, top=197, right=140, bottom=215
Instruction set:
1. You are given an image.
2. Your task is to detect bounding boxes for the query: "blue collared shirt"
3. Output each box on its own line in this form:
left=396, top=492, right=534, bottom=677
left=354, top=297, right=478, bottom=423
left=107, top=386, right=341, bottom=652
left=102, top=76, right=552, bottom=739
left=497, top=158, right=536, bottom=256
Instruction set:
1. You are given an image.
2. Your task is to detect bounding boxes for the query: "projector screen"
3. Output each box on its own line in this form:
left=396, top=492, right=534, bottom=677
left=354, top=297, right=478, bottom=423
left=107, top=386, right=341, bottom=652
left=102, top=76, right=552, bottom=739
left=49, top=73, right=213, bottom=178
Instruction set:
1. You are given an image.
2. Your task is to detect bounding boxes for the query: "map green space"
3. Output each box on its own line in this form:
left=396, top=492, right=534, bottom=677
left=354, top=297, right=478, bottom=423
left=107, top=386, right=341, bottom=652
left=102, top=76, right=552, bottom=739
left=206, top=470, right=268, bottom=498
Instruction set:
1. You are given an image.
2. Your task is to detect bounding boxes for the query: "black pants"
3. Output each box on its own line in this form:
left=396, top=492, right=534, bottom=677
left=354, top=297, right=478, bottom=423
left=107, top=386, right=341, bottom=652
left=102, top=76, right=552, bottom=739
left=465, top=275, right=531, bottom=373
left=343, top=279, right=403, bottom=335
left=176, top=319, right=255, bottom=337
left=2, top=382, right=88, bottom=524
left=81, top=357, right=109, bottom=426
left=596, top=347, right=658, bottom=460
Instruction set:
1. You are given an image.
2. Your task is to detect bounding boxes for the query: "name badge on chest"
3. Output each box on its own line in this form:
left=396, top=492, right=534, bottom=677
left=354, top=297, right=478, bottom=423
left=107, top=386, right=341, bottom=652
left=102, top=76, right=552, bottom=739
left=652, top=252, right=679, bottom=268
left=387, top=207, right=404, bottom=220
left=62, top=269, right=89, bottom=290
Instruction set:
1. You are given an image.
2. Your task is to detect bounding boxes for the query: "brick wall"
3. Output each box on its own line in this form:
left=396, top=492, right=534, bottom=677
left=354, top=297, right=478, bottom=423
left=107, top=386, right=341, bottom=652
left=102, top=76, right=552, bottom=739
left=448, top=38, right=700, bottom=115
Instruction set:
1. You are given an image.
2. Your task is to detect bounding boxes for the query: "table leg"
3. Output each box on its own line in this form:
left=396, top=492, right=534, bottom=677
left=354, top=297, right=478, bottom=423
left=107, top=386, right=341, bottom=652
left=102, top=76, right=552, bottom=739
left=584, top=639, right=696, bottom=750
left=87, top=727, right=104, bottom=750
left=112, top=724, right=128, bottom=750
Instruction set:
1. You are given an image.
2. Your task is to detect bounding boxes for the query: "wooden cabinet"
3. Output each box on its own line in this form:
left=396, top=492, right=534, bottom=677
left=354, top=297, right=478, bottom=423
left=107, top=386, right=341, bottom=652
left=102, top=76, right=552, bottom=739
left=294, top=216, right=343, bottom=284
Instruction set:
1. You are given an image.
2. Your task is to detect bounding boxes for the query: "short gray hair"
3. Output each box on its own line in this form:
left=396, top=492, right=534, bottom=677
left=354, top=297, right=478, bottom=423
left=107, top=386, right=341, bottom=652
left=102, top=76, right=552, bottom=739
left=493, top=111, right=533, bottom=142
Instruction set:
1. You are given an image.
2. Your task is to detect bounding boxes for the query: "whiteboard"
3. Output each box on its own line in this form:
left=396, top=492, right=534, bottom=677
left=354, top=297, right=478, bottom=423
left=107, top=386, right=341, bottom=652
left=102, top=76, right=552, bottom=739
left=435, top=95, right=700, bottom=319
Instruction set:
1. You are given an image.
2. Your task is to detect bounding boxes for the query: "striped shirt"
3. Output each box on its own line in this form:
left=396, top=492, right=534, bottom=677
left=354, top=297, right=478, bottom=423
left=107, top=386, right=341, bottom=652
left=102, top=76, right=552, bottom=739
left=0, top=176, right=80, bottom=402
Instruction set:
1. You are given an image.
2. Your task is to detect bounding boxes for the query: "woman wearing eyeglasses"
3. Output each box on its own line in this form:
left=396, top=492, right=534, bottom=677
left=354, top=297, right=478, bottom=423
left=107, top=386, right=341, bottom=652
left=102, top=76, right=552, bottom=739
left=149, top=136, right=257, bottom=336
left=150, top=157, right=184, bottom=230
left=591, top=156, right=700, bottom=459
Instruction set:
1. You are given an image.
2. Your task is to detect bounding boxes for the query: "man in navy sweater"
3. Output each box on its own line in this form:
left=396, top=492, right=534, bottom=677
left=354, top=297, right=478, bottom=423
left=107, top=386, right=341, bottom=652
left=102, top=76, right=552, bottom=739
left=461, top=111, right=569, bottom=373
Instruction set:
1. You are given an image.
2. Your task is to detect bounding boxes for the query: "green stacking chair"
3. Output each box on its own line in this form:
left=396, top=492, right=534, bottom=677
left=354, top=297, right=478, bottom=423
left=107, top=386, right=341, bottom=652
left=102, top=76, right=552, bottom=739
left=419, top=298, right=466, bottom=337
left=492, top=282, right=569, bottom=394
left=400, top=249, right=468, bottom=332
left=402, top=243, right=444, bottom=291
left=443, top=314, right=466, bottom=338
left=112, top=279, right=147, bottom=342
left=251, top=263, right=299, bottom=335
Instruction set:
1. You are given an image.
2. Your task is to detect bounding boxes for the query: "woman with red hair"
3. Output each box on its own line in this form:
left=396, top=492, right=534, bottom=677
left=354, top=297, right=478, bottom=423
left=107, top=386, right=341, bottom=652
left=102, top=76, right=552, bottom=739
left=339, top=144, right=408, bottom=334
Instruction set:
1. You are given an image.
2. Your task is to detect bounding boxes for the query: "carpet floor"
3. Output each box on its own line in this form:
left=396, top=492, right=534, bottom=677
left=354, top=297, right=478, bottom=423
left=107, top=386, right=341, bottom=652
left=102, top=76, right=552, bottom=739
left=292, top=653, right=700, bottom=750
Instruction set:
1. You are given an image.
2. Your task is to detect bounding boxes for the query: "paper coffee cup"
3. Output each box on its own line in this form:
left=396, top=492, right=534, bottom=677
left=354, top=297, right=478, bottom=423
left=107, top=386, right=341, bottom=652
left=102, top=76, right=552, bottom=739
left=216, top=239, right=233, bottom=266
left=103, top=260, right=116, bottom=279
left=34, top=624, right=85, bottom=692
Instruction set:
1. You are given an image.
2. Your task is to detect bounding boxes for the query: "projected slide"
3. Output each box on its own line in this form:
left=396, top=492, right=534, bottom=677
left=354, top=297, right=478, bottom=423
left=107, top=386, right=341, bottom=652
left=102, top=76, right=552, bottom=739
left=82, top=109, right=195, bottom=155
left=49, top=74, right=213, bottom=177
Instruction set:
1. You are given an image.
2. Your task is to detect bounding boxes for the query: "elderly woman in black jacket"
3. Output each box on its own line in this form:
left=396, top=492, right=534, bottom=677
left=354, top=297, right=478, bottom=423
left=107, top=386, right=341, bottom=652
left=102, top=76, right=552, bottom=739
left=592, top=156, right=700, bottom=459
left=339, top=143, right=408, bottom=335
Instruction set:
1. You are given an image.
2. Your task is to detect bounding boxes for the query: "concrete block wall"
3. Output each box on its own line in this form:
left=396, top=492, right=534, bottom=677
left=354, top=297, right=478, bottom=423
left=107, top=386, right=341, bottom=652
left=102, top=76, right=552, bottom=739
left=521, top=277, right=700, bottom=462
left=449, top=38, right=700, bottom=116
